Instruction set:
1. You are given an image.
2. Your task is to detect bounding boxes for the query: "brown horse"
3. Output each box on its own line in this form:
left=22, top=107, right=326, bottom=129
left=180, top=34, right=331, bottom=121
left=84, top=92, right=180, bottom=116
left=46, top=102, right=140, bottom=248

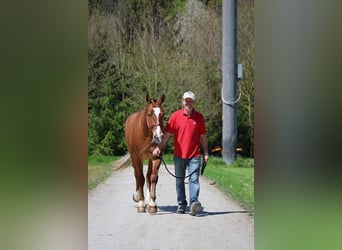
left=124, top=94, right=165, bottom=213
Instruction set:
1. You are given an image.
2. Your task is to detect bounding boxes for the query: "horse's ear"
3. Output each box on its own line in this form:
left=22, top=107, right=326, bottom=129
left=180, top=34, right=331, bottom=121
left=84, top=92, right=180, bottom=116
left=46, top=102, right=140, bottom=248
left=158, top=94, right=165, bottom=105
left=146, top=94, right=150, bottom=103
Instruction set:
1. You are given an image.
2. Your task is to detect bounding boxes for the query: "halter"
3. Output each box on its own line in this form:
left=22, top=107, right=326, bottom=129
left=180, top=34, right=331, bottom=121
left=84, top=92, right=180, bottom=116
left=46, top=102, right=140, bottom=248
left=146, top=106, right=162, bottom=131
left=146, top=114, right=161, bottom=130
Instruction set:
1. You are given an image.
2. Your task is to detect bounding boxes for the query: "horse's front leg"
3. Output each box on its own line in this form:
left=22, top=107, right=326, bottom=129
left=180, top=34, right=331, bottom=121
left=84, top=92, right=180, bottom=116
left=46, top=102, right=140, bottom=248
left=132, top=156, right=145, bottom=213
left=145, top=160, right=152, bottom=206
left=146, top=158, right=160, bottom=213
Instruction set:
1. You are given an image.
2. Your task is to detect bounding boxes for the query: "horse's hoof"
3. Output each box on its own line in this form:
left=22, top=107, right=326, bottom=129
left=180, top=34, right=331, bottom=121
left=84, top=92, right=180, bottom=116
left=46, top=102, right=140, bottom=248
left=137, top=206, right=145, bottom=213
left=147, top=205, right=157, bottom=213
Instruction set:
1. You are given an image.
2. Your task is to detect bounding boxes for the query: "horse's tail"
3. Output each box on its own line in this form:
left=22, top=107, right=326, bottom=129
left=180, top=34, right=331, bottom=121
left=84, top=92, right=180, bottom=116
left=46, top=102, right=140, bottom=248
left=112, top=153, right=131, bottom=171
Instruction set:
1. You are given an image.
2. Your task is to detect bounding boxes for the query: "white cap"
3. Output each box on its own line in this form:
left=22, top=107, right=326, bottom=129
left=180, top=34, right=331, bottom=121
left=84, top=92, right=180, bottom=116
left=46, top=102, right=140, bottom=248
left=182, top=91, right=195, bottom=100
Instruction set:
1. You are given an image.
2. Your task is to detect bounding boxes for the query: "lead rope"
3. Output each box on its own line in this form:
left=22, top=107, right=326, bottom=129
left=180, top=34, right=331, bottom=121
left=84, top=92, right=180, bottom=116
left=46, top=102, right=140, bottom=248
left=148, top=144, right=202, bottom=179
left=159, top=156, right=201, bottom=179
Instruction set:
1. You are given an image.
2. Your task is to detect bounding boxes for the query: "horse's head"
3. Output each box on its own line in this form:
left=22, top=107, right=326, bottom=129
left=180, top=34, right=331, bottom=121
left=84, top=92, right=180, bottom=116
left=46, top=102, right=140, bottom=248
left=145, top=94, right=165, bottom=144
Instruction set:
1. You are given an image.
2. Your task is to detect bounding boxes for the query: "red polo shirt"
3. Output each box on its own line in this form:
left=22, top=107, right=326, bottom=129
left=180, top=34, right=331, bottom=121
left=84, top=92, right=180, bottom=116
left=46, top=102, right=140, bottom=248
left=165, top=109, right=207, bottom=159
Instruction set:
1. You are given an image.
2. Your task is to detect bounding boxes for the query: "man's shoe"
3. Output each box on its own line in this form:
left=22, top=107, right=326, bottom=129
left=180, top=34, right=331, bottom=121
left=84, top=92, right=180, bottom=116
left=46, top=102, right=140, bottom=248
left=189, top=201, right=202, bottom=216
left=177, top=205, right=186, bottom=214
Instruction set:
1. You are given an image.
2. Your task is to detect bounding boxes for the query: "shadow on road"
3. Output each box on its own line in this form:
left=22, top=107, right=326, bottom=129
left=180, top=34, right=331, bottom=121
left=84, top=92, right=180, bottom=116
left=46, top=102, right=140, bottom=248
left=157, top=205, right=248, bottom=217
left=198, top=211, right=248, bottom=217
left=156, top=205, right=178, bottom=214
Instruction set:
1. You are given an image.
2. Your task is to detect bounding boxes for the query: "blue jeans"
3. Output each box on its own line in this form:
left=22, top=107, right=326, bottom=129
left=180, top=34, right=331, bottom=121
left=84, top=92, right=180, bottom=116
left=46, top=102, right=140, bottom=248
left=174, top=156, right=200, bottom=206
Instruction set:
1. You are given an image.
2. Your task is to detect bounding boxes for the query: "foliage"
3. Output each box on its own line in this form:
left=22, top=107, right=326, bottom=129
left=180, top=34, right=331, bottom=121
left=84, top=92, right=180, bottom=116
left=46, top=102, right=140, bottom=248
left=88, top=12, right=131, bottom=155
left=88, top=0, right=254, bottom=157
left=237, top=0, right=254, bottom=157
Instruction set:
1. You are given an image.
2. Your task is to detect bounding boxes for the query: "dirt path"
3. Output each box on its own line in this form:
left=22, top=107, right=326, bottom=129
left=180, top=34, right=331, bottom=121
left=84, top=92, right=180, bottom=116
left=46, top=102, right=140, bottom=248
left=88, top=164, right=254, bottom=250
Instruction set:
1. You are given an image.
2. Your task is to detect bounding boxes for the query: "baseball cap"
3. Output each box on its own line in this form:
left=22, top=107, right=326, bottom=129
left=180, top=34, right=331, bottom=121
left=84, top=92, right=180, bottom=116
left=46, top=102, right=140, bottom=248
left=182, top=91, right=195, bottom=100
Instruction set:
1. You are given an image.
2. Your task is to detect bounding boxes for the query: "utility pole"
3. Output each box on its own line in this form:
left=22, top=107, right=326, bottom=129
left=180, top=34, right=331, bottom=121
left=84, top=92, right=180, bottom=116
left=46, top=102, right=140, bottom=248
left=222, top=0, right=237, bottom=164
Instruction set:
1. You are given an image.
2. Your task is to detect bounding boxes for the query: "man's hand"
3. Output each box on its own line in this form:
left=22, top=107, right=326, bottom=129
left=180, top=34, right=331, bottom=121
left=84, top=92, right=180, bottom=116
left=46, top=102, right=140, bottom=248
left=203, top=154, right=209, bottom=163
left=152, top=146, right=161, bottom=156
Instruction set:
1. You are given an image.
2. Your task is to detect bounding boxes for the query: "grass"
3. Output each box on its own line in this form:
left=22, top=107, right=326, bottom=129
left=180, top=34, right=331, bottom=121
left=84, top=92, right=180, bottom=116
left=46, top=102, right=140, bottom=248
left=87, top=154, right=254, bottom=213
left=203, top=156, right=254, bottom=212
left=88, top=155, right=118, bottom=190
left=160, top=153, right=174, bottom=164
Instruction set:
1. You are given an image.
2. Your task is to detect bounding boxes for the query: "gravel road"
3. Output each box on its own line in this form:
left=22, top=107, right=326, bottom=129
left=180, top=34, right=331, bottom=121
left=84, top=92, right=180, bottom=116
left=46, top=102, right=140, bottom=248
left=88, top=164, right=254, bottom=250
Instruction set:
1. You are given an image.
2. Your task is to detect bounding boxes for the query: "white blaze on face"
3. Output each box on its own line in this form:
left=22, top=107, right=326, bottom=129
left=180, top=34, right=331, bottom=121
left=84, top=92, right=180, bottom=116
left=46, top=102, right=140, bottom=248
left=153, top=107, right=162, bottom=136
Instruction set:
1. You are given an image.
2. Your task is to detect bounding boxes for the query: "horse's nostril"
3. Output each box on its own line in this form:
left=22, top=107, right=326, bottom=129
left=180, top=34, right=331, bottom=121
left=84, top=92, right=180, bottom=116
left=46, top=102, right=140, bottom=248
left=152, top=135, right=162, bottom=144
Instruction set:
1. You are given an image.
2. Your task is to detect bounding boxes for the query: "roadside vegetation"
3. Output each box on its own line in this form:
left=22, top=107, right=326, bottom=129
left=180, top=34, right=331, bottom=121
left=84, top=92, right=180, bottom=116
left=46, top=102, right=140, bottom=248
left=203, top=156, right=254, bottom=212
left=88, top=155, right=118, bottom=190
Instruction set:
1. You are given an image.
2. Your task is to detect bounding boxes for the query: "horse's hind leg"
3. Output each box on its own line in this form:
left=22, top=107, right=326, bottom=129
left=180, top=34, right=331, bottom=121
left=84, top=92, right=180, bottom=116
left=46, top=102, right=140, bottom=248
left=132, top=156, right=145, bottom=213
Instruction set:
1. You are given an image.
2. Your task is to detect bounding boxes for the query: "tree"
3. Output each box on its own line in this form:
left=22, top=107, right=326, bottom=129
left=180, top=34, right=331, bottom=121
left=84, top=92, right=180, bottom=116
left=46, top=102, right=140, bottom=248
left=88, top=11, right=129, bottom=155
left=88, top=0, right=254, bottom=157
left=237, top=0, right=254, bottom=156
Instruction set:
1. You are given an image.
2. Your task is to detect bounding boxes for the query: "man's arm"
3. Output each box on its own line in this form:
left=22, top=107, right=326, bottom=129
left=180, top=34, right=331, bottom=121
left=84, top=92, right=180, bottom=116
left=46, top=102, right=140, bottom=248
left=200, top=134, right=209, bottom=162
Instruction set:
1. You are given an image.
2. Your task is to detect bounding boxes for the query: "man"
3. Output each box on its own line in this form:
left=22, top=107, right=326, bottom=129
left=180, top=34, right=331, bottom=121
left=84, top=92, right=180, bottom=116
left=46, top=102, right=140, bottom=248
left=152, top=91, right=209, bottom=216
